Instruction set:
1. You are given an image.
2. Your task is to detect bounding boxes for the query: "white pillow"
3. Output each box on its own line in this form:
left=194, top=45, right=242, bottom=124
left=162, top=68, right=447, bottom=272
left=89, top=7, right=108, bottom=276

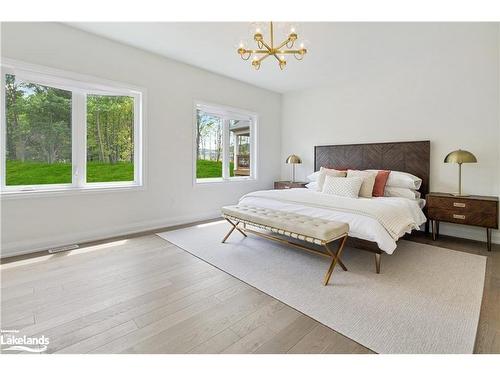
left=367, top=170, right=422, bottom=190
left=306, top=171, right=321, bottom=182
left=317, top=167, right=347, bottom=191
left=322, top=176, right=363, bottom=198
left=384, top=186, right=421, bottom=199
left=346, top=170, right=377, bottom=198
left=305, top=181, right=318, bottom=190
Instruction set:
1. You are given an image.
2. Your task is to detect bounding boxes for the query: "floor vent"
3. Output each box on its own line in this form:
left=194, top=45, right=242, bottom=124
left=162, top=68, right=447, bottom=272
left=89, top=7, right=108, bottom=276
left=48, top=244, right=79, bottom=254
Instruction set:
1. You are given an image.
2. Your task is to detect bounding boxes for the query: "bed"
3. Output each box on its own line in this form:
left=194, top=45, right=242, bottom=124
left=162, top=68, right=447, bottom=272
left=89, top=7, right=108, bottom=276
left=238, top=140, right=430, bottom=272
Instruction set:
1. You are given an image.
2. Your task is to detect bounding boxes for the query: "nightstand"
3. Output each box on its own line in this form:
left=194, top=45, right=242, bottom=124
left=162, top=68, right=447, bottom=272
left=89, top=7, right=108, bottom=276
left=274, top=181, right=307, bottom=190
left=426, top=192, right=498, bottom=251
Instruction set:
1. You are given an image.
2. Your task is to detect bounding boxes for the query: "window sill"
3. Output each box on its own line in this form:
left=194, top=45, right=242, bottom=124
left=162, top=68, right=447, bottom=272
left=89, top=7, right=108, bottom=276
left=0, top=183, right=145, bottom=200
left=195, top=177, right=256, bottom=185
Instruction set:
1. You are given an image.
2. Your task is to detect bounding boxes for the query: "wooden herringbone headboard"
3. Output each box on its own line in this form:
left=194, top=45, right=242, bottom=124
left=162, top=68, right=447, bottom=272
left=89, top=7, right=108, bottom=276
left=314, top=140, right=430, bottom=196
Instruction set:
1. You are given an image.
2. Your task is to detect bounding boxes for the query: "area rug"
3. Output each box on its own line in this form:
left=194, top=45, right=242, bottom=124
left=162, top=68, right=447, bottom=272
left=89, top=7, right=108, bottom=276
left=157, top=221, right=486, bottom=354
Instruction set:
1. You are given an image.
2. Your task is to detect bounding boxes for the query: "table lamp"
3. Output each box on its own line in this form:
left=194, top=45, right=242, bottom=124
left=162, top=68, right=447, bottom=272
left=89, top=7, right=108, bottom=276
left=444, top=149, right=477, bottom=196
left=286, top=154, right=302, bottom=183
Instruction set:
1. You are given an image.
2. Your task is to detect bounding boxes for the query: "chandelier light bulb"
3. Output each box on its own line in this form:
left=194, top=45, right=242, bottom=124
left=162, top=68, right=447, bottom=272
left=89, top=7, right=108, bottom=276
left=279, top=59, right=287, bottom=70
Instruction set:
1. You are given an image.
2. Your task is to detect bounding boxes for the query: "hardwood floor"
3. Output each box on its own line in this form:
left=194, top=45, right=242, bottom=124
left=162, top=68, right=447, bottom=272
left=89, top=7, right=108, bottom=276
left=1, top=226, right=498, bottom=354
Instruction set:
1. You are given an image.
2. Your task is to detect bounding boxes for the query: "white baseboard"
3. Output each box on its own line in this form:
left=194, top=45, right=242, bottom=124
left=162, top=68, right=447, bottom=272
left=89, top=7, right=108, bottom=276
left=0, top=210, right=221, bottom=259
left=2, top=213, right=498, bottom=259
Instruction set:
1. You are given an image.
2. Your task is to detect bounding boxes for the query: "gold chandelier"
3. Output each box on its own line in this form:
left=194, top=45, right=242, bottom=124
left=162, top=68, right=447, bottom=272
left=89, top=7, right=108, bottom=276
left=237, top=22, right=307, bottom=70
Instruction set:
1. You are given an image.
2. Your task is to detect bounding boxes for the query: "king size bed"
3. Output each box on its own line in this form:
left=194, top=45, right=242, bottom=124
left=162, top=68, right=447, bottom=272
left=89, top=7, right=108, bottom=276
left=231, top=140, right=430, bottom=274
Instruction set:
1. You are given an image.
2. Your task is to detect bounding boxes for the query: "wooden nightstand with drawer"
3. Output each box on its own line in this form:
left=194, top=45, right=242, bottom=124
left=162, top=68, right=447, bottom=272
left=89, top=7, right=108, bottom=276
left=426, top=192, right=498, bottom=251
left=274, top=181, right=307, bottom=190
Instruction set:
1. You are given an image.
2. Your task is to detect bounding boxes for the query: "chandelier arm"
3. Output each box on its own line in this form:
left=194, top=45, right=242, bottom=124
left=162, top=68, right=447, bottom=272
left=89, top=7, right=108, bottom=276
left=286, top=39, right=295, bottom=48
left=272, top=54, right=283, bottom=63
left=258, top=40, right=273, bottom=52
left=275, top=38, right=291, bottom=51
left=257, top=53, right=271, bottom=63
left=240, top=52, right=252, bottom=61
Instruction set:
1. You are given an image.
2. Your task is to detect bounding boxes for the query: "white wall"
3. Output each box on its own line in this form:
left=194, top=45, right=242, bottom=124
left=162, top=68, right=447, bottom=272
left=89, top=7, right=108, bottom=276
left=281, top=23, right=500, bottom=244
left=0, top=22, right=282, bottom=257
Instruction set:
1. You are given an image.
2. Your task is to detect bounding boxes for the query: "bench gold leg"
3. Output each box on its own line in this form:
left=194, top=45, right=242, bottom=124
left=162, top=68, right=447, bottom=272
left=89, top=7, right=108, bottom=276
left=222, top=219, right=247, bottom=243
left=375, top=253, right=381, bottom=274
left=323, top=235, right=348, bottom=286
left=324, top=239, right=348, bottom=272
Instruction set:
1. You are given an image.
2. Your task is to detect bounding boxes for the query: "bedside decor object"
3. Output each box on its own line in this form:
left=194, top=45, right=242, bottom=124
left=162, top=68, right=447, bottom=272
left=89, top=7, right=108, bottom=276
left=427, top=192, right=498, bottom=251
left=444, top=149, right=477, bottom=196
left=274, top=180, right=307, bottom=190
left=286, top=154, right=302, bottom=182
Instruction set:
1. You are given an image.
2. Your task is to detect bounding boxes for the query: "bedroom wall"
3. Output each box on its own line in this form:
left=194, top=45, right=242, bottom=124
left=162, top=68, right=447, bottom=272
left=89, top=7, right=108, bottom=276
left=0, top=22, right=282, bottom=257
left=281, top=23, right=500, bottom=244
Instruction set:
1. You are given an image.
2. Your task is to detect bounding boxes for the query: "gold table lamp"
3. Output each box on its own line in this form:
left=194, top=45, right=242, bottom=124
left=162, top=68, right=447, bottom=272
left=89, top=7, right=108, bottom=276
left=444, top=149, right=477, bottom=196
left=286, top=154, right=302, bottom=182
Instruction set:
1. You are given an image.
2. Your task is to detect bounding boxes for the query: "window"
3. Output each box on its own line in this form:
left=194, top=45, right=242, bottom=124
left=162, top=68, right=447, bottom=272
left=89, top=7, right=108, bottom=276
left=1, top=61, right=143, bottom=195
left=195, top=102, right=256, bottom=183
left=5, top=76, right=73, bottom=185
left=86, top=95, right=135, bottom=183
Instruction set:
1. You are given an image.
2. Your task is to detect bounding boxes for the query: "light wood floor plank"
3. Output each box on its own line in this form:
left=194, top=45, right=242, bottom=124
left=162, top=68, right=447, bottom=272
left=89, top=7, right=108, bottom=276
left=253, top=315, right=317, bottom=354
left=123, top=288, right=271, bottom=353
left=189, top=329, right=241, bottom=354
left=54, top=320, right=138, bottom=354
left=287, top=324, right=372, bottom=354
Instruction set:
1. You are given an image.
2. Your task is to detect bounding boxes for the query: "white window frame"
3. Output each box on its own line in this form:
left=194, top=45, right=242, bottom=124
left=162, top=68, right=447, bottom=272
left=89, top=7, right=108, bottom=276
left=0, top=59, right=145, bottom=198
left=193, top=100, right=258, bottom=185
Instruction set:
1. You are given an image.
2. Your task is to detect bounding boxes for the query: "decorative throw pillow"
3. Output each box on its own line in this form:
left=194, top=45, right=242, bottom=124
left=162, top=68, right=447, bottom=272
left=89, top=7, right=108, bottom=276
left=305, top=181, right=318, bottom=190
left=317, top=167, right=347, bottom=191
left=367, top=170, right=422, bottom=190
left=346, top=170, right=377, bottom=198
left=306, top=171, right=321, bottom=182
left=322, top=176, right=363, bottom=198
left=384, top=186, right=421, bottom=199
left=372, top=170, right=391, bottom=197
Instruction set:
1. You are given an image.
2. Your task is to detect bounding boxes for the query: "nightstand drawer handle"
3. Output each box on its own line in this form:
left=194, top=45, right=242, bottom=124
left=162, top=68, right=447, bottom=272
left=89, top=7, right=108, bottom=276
left=453, top=214, right=466, bottom=220
left=453, top=202, right=466, bottom=208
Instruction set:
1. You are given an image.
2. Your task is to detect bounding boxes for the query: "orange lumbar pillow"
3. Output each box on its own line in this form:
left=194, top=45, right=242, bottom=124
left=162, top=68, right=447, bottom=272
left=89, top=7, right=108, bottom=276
left=372, top=170, right=391, bottom=197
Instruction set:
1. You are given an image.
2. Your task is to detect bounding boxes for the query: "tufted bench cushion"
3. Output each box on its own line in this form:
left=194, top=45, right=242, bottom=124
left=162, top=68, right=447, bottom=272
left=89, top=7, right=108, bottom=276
left=221, top=205, right=349, bottom=245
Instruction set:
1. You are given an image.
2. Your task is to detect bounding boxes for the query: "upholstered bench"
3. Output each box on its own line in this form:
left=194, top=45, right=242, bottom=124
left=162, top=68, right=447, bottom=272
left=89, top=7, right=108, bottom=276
left=221, top=205, right=349, bottom=286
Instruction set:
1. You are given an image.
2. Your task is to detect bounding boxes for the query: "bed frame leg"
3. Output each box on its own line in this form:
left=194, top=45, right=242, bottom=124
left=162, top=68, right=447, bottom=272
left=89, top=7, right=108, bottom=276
left=375, top=252, right=381, bottom=274
left=323, top=235, right=348, bottom=286
left=222, top=218, right=247, bottom=243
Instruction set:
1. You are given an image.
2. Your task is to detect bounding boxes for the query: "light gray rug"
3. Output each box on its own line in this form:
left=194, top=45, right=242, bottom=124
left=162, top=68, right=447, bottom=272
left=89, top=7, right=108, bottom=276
left=157, top=221, right=486, bottom=354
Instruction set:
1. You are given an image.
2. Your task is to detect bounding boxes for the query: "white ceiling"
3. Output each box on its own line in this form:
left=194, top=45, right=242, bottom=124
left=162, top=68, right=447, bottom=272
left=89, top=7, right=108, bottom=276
left=67, top=22, right=452, bottom=93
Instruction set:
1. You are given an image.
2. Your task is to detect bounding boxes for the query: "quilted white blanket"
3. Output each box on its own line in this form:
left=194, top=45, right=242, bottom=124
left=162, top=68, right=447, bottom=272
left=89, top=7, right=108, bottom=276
left=241, top=189, right=426, bottom=241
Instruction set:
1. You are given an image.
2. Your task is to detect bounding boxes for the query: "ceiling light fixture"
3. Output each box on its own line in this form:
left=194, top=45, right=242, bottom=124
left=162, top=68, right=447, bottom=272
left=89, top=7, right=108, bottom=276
left=237, top=22, right=307, bottom=71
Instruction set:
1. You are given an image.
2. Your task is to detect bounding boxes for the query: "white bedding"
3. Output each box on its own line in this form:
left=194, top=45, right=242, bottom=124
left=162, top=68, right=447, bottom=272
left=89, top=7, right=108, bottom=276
left=239, top=189, right=426, bottom=254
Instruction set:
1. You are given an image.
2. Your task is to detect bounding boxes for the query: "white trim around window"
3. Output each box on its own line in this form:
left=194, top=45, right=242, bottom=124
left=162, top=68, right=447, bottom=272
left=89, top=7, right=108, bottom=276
left=193, top=100, right=258, bottom=185
left=0, top=59, right=146, bottom=198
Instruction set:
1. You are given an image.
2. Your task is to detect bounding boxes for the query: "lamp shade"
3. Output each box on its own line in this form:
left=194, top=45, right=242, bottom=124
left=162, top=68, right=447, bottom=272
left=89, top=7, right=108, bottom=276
left=286, top=154, right=302, bottom=164
left=444, top=149, right=477, bottom=164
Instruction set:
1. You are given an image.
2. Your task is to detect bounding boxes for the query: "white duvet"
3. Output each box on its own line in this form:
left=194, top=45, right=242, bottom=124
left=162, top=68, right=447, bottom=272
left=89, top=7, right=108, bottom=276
left=239, top=189, right=427, bottom=254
